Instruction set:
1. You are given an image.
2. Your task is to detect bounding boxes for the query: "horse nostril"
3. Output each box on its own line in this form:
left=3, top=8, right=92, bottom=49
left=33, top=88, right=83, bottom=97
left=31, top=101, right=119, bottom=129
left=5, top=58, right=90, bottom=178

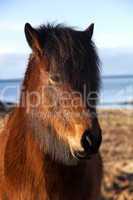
left=81, top=129, right=102, bottom=155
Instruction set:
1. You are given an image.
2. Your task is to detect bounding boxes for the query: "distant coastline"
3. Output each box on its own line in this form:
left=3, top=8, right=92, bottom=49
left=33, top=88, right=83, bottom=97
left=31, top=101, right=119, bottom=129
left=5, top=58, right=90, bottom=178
left=102, top=74, right=133, bottom=79
left=0, top=75, right=133, bottom=108
left=0, top=74, right=133, bottom=82
left=0, top=78, right=22, bottom=82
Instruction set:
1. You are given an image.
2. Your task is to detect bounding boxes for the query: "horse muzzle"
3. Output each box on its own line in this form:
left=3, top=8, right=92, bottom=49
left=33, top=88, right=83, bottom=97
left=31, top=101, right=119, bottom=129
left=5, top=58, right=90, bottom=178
left=74, top=128, right=102, bottom=160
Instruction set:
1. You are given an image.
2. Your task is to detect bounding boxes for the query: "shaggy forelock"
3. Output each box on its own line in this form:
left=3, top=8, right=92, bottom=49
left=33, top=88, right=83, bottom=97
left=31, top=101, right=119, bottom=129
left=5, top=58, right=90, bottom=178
left=36, top=23, right=100, bottom=105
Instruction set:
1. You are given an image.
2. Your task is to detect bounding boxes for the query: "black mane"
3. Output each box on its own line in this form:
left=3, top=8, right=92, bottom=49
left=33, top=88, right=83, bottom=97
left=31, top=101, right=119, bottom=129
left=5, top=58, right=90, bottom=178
left=36, top=24, right=100, bottom=106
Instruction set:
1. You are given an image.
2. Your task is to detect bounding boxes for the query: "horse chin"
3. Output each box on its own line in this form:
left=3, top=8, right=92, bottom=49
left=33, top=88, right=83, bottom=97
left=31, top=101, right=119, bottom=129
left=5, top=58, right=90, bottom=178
left=31, top=121, right=79, bottom=166
left=39, top=136, right=79, bottom=166
left=42, top=135, right=79, bottom=166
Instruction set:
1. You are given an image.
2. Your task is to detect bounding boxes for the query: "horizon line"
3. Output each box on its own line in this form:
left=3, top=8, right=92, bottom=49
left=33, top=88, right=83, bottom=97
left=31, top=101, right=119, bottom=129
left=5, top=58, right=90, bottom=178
left=0, top=74, right=133, bottom=82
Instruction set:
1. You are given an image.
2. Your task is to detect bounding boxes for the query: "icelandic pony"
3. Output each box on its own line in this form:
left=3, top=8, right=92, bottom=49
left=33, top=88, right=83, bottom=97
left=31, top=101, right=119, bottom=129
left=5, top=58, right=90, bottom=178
left=0, top=22, right=102, bottom=200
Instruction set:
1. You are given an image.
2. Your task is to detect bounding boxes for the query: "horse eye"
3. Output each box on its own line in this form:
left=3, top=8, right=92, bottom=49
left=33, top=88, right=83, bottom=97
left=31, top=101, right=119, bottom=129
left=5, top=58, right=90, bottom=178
left=49, top=74, right=61, bottom=84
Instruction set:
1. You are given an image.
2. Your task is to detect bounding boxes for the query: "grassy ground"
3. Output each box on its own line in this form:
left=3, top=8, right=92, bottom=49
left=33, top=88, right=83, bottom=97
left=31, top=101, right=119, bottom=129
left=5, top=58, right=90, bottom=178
left=0, top=108, right=133, bottom=199
left=98, top=109, right=133, bottom=200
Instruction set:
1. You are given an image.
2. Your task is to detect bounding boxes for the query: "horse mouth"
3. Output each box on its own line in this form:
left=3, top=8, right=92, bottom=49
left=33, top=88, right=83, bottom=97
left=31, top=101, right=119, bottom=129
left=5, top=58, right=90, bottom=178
left=73, top=150, right=92, bottom=160
left=74, top=151, right=98, bottom=160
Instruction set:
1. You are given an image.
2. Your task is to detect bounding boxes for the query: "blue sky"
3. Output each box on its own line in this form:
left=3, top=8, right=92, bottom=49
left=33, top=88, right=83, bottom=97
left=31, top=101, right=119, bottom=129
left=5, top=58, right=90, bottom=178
left=0, top=0, right=133, bottom=78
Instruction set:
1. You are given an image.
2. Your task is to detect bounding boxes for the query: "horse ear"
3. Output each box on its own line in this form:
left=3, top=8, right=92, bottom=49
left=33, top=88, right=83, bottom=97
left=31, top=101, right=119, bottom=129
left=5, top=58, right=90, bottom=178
left=24, top=23, right=42, bottom=54
left=85, top=23, right=94, bottom=40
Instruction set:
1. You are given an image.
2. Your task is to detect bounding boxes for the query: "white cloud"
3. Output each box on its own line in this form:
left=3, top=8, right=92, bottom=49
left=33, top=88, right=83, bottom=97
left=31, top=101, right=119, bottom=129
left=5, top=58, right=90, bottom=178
left=94, top=32, right=133, bottom=48
left=0, top=53, right=27, bottom=79
left=0, top=47, right=29, bottom=54
left=0, top=21, right=23, bottom=31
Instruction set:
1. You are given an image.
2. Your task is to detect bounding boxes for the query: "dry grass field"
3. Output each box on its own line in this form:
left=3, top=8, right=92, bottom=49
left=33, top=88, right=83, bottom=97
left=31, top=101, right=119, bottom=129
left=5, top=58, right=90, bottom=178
left=98, top=109, right=133, bottom=200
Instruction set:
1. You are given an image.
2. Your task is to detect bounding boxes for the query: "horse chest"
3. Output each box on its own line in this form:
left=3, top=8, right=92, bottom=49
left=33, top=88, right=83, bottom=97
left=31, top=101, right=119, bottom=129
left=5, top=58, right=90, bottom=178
left=44, top=164, right=89, bottom=200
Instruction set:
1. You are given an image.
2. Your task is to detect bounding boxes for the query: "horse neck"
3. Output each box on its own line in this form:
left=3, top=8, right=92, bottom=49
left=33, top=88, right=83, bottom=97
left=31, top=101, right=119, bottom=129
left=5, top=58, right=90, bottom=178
left=4, top=108, right=45, bottom=188
left=4, top=53, right=50, bottom=184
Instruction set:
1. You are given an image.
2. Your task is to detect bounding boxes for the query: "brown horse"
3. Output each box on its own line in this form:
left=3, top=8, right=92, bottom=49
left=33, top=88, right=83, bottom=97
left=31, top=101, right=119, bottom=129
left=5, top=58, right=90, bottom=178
left=0, top=22, right=102, bottom=199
